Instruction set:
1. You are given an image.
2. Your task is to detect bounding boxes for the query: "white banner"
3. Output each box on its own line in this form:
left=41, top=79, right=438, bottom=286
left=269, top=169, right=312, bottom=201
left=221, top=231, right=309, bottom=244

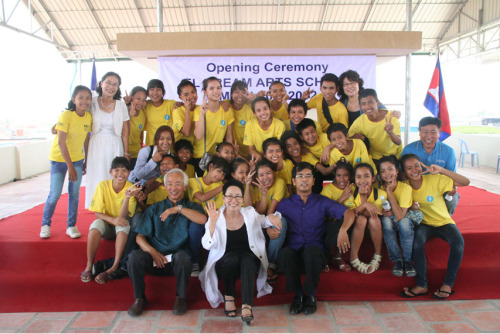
left=158, top=56, right=376, bottom=103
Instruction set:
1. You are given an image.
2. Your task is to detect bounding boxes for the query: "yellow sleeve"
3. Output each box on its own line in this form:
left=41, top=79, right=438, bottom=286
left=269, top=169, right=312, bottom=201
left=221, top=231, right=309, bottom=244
left=187, top=178, right=202, bottom=202
left=438, top=174, right=454, bottom=194
left=276, top=119, right=286, bottom=139
left=55, top=111, right=70, bottom=133
left=193, top=108, right=201, bottom=122
left=127, top=195, right=137, bottom=217
left=172, top=107, right=186, bottom=134
left=348, top=117, right=362, bottom=137
left=397, top=182, right=412, bottom=209
left=272, top=178, right=287, bottom=202
left=320, top=184, right=336, bottom=200
left=307, top=93, right=321, bottom=109
left=89, top=181, right=106, bottom=213
left=226, top=108, right=235, bottom=125
left=243, top=120, right=254, bottom=146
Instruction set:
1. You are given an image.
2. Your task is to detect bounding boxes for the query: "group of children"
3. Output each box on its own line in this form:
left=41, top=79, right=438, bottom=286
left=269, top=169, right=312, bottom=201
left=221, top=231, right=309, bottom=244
left=42, top=70, right=468, bottom=302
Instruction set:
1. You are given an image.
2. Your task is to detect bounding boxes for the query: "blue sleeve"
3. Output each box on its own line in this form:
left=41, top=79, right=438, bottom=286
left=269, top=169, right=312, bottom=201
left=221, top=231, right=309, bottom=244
left=132, top=147, right=158, bottom=181
left=134, top=203, right=157, bottom=237
left=187, top=201, right=205, bottom=214
left=444, top=145, right=457, bottom=172
left=402, top=142, right=416, bottom=156
left=325, top=197, right=347, bottom=219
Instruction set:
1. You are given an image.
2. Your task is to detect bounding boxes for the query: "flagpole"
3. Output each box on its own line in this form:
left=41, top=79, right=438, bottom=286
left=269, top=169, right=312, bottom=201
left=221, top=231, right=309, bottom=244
left=404, top=0, right=412, bottom=146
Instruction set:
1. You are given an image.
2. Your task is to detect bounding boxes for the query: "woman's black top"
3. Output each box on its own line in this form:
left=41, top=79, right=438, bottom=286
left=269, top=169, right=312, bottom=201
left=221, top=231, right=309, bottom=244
left=225, top=223, right=251, bottom=253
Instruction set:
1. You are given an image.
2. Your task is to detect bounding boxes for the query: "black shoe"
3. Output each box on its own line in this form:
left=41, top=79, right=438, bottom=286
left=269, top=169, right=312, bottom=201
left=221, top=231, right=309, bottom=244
left=241, top=306, right=254, bottom=325
left=289, top=296, right=303, bottom=315
left=127, top=298, right=148, bottom=317
left=392, top=261, right=404, bottom=277
left=108, top=268, right=128, bottom=280
left=303, top=295, right=317, bottom=315
left=92, top=260, right=107, bottom=276
left=173, top=296, right=187, bottom=315
left=404, top=262, right=417, bottom=277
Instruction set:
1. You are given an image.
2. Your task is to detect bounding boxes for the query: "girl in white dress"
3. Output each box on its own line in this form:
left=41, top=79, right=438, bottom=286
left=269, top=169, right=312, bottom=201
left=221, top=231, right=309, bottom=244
left=85, top=72, right=130, bottom=208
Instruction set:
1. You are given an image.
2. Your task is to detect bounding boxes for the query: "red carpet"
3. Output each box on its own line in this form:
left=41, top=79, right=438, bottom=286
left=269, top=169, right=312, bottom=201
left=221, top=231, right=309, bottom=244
left=0, top=186, right=499, bottom=313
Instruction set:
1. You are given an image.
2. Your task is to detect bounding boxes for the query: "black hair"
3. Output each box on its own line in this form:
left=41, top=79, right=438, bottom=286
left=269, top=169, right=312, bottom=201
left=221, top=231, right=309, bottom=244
left=130, top=86, right=147, bottom=97
left=376, top=155, right=400, bottom=185
left=67, top=85, right=92, bottom=111
left=333, top=159, right=354, bottom=180
left=280, top=130, right=303, bottom=160
left=255, top=158, right=277, bottom=173
left=418, top=116, right=442, bottom=130
left=154, top=125, right=175, bottom=147
left=320, top=73, right=340, bottom=86
left=231, top=157, right=250, bottom=174
left=223, top=179, right=245, bottom=196
left=400, top=153, right=420, bottom=171
left=216, top=141, right=234, bottom=153
left=296, top=118, right=317, bottom=136
left=327, top=123, right=348, bottom=139
left=251, top=96, right=271, bottom=113
left=354, top=162, right=375, bottom=177
left=292, top=162, right=316, bottom=179
left=230, top=80, right=248, bottom=105
left=177, top=79, right=196, bottom=96
left=147, top=79, right=165, bottom=96
left=358, top=88, right=379, bottom=102
left=338, top=70, right=365, bottom=101
left=96, top=72, right=122, bottom=100
left=269, top=80, right=285, bottom=89
left=287, top=98, right=308, bottom=115
left=207, top=156, right=231, bottom=176
left=111, top=156, right=130, bottom=171
left=202, top=76, right=220, bottom=91
left=174, top=139, right=194, bottom=154
left=161, top=153, right=180, bottom=165
left=262, top=137, right=282, bottom=154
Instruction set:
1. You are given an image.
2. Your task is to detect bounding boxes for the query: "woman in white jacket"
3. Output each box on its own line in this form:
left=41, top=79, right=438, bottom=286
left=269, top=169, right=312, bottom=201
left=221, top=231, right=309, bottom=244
left=199, top=179, right=282, bottom=325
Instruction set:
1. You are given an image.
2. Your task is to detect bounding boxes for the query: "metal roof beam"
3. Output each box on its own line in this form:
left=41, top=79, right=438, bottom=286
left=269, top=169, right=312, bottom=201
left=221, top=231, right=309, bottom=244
left=5, top=0, right=21, bottom=24
left=276, top=0, right=281, bottom=30
left=131, top=0, right=147, bottom=33
left=0, top=21, right=68, bottom=49
left=30, top=0, right=70, bottom=48
left=361, top=0, right=377, bottom=31
left=437, top=0, right=471, bottom=44
left=319, top=0, right=331, bottom=31
left=230, top=0, right=235, bottom=31
left=181, top=0, right=190, bottom=32
left=82, top=0, right=112, bottom=50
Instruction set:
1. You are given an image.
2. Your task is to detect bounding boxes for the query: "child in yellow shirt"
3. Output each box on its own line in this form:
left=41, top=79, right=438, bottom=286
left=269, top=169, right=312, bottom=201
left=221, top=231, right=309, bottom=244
left=126, top=86, right=147, bottom=170
left=284, top=99, right=322, bottom=134
left=230, top=80, right=256, bottom=159
left=263, top=137, right=293, bottom=195
left=268, top=80, right=289, bottom=121
left=41, top=86, right=92, bottom=240
left=82, top=157, right=141, bottom=284
left=172, top=79, right=198, bottom=144
left=174, top=139, right=196, bottom=179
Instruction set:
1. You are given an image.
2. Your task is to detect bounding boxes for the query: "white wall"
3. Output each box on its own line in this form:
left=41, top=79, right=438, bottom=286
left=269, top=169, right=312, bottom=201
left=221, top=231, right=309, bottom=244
left=0, top=146, right=17, bottom=184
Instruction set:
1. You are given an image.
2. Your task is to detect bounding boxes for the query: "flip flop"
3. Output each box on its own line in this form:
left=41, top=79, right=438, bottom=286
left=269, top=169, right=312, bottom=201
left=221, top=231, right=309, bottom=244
left=95, top=271, right=110, bottom=284
left=267, top=268, right=278, bottom=284
left=81, top=270, right=92, bottom=283
left=432, top=289, right=455, bottom=300
left=400, top=287, right=428, bottom=298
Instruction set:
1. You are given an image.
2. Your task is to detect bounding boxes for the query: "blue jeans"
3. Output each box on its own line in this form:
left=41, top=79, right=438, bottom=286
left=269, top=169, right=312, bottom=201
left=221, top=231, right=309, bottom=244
left=42, top=160, right=84, bottom=227
left=189, top=221, right=206, bottom=264
left=413, top=223, right=464, bottom=288
left=267, top=217, right=288, bottom=265
left=381, top=216, right=415, bottom=263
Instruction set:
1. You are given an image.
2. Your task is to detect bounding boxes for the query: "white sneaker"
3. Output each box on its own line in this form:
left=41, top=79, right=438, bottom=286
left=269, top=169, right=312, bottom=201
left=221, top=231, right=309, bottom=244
left=40, top=225, right=51, bottom=239
left=191, top=263, right=200, bottom=277
left=66, top=226, right=81, bottom=239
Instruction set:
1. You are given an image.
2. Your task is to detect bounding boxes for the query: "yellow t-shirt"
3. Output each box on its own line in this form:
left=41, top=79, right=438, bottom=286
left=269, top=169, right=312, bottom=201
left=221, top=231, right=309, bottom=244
left=407, top=174, right=454, bottom=227
left=307, top=93, right=349, bottom=131
left=243, top=118, right=285, bottom=153
left=49, top=110, right=92, bottom=162
left=129, top=110, right=146, bottom=159
left=276, top=159, right=294, bottom=186
left=89, top=180, right=137, bottom=217
left=182, top=164, right=196, bottom=179
left=146, top=185, right=168, bottom=206
left=187, top=177, right=224, bottom=210
left=284, top=119, right=323, bottom=134
left=271, top=103, right=289, bottom=121
left=144, top=99, right=176, bottom=146
left=251, top=177, right=288, bottom=211
left=328, top=138, right=377, bottom=173
left=172, top=105, right=198, bottom=144
left=321, top=183, right=356, bottom=209
left=193, top=106, right=235, bottom=158
left=300, top=153, right=319, bottom=166
left=306, top=133, right=330, bottom=160
left=232, top=104, right=254, bottom=158
left=353, top=186, right=388, bottom=213
left=348, top=110, right=403, bottom=159
left=390, top=181, right=413, bottom=209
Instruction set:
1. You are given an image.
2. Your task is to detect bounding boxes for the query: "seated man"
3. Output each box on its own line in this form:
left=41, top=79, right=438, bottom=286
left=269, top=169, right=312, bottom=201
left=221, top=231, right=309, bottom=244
left=127, top=169, right=207, bottom=317
left=402, top=116, right=459, bottom=215
left=276, top=162, right=355, bottom=315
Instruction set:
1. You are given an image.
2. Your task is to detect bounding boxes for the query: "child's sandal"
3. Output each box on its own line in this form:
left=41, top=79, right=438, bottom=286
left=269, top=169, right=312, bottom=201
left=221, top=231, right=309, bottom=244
left=350, top=258, right=370, bottom=274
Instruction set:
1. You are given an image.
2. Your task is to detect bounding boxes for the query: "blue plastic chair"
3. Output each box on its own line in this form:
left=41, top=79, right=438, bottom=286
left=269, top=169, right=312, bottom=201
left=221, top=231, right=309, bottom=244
left=458, top=138, right=479, bottom=167
left=497, top=154, right=500, bottom=173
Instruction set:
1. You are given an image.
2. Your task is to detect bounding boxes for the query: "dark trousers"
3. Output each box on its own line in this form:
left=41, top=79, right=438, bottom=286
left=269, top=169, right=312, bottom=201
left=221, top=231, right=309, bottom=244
left=215, top=250, right=260, bottom=306
left=127, top=249, right=192, bottom=300
left=278, top=245, right=326, bottom=295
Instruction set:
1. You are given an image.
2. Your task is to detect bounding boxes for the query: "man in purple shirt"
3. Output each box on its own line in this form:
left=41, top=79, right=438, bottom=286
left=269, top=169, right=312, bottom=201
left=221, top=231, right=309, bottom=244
left=277, top=162, right=355, bottom=315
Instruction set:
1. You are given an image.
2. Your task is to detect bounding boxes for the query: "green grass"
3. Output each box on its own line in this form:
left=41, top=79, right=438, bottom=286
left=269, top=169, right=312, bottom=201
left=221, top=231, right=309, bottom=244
left=451, top=126, right=500, bottom=134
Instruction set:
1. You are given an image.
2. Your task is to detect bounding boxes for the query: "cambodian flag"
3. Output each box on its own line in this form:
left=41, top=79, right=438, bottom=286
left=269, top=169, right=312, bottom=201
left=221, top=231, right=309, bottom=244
left=90, top=57, right=97, bottom=91
left=423, top=56, right=451, bottom=141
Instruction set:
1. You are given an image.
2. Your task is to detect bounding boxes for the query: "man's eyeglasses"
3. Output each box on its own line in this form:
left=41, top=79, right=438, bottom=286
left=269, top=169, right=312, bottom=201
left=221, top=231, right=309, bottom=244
left=224, top=195, right=243, bottom=201
left=295, top=174, right=314, bottom=179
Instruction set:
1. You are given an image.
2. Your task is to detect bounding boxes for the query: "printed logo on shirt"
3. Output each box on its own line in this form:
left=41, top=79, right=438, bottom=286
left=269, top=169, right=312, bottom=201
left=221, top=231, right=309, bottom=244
left=84, top=124, right=90, bottom=132
left=221, top=120, right=226, bottom=126
left=270, top=194, right=274, bottom=201
left=427, top=196, right=434, bottom=202
left=380, top=195, right=385, bottom=201
left=356, top=157, right=361, bottom=163
left=240, top=120, right=246, bottom=126
left=164, top=115, right=170, bottom=120
left=139, top=124, right=143, bottom=130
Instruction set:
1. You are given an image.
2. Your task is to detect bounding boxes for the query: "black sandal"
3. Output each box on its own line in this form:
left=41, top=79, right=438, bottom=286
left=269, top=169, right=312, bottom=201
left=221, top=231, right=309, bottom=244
left=224, top=299, right=236, bottom=317
left=241, top=306, right=254, bottom=325
left=267, top=267, right=278, bottom=284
